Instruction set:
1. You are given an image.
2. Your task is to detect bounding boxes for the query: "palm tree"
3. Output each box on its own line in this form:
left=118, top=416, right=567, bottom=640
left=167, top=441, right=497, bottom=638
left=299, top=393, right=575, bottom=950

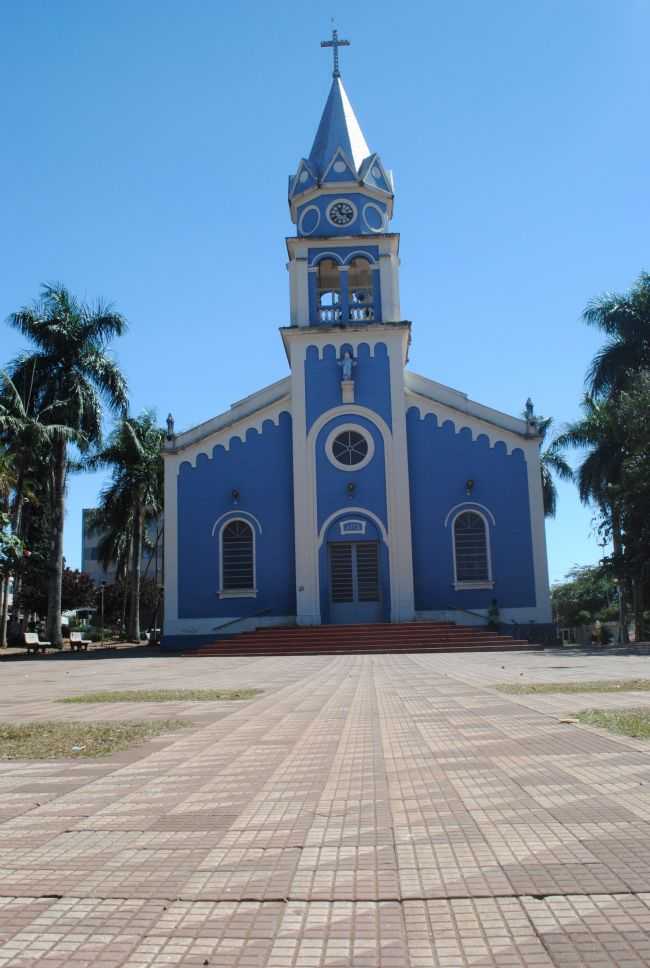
left=535, top=416, right=573, bottom=517
left=0, top=447, right=17, bottom=512
left=555, top=395, right=629, bottom=639
left=92, top=412, right=164, bottom=641
left=0, top=372, right=76, bottom=645
left=584, top=271, right=650, bottom=398
left=0, top=447, right=18, bottom=644
left=6, top=284, right=127, bottom=645
left=0, top=371, right=74, bottom=535
left=521, top=407, right=573, bottom=517
left=87, top=495, right=133, bottom=634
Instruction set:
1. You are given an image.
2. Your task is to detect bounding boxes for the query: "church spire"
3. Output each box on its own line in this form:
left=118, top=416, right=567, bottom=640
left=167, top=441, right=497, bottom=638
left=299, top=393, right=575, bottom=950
left=308, top=75, right=370, bottom=179
left=288, top=30, right=394, bottom=235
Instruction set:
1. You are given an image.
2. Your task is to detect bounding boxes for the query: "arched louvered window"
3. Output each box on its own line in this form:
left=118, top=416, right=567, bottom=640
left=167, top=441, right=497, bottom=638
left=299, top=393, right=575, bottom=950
left=220, top=519, right=255, bottom=593
left=453, top=511, right=490, bottom=584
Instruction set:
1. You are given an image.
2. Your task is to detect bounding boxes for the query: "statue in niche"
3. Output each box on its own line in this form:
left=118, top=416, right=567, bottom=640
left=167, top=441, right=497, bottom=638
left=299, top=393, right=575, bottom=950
left=338, top=350, right=356, bottom=382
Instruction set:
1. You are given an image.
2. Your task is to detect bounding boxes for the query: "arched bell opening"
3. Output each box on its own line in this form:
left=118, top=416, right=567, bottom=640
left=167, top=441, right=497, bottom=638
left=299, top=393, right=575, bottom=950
left=316, top=258, right=343, bottom=323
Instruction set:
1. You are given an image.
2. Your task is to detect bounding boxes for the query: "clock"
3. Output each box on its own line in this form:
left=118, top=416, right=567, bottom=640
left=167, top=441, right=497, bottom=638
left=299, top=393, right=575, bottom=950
left=327, top=200, right=355, bottom=227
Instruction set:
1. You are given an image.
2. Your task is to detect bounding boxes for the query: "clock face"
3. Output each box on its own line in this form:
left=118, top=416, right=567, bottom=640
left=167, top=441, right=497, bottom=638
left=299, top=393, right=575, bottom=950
left=328, top=200, right=355, bottom=226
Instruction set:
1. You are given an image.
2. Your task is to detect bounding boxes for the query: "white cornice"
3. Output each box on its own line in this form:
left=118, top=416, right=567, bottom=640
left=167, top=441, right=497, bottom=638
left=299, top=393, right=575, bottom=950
left=286, top=233, right=400, bottom=259
left=289, top=181, right=394, bottom=222
left=405, top=370, right=534, bottom=441
left=165, top=377, right=291, bottom=457
left=280, top=322, right=411, bottom=365
left=165, top=396, right=291, bottom=469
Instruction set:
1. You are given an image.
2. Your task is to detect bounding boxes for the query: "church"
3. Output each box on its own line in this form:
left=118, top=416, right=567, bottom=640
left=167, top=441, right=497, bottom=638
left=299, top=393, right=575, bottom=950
left=162, top=33, right=551, bottom=646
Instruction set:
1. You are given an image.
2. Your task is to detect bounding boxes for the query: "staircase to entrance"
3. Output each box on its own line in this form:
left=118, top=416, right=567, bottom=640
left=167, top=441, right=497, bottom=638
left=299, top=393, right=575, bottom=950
left=189, top=621, right=543, bottom=657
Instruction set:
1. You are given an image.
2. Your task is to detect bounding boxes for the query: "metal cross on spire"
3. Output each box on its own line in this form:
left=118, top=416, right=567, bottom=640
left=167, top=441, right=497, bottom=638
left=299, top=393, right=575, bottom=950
left=320, top=27, right=350, bottom=78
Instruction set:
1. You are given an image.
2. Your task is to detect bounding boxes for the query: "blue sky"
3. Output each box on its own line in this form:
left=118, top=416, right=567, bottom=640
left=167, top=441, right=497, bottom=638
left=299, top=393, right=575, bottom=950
left=1, top=0, right=648, bottom=583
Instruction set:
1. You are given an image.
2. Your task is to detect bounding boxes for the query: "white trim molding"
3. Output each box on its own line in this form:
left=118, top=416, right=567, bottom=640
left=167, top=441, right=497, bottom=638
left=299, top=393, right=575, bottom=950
left=449, top=507, right=494, bottom=590
left=298, top=205, right=321, bottom=236
left=444, top=502, right=496, bottom=528
left=309, top=250, right=346, bottom=266
left=339, top=518, right=367, bottom=536
left=163, top=448, right=179, bottom=638
left=288, top=183, right=395, bottom=223
left=281, top=322, right=411, bottom=365
left=173, top=400, right=291, bottom=470
left=524, top=437, right=552, bottom=622
left=317, top=507, right=389, bottom=549
left=211, top=510, right=263, bottom=536
left=324, top=423, right=375, bottom=472
left=406, top=395, right=525, bottom=455
left=290, top=319, right=415, bottom=624
left=362, top=202, right=386, bottom=234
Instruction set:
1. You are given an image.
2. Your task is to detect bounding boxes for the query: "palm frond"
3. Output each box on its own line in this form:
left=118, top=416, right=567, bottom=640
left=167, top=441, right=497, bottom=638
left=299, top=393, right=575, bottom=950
left=541, top=448, right=574, bottom=482
left=541, top=464, right=558, bottom=517
left=79, top=348, right=129, bottom=413
left=81, top=302, right=128, bottom=345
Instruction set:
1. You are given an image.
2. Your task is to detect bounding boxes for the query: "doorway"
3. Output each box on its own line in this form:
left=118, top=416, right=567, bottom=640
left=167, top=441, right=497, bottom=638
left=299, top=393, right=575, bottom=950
left=328, top=541, right=382, bottom=624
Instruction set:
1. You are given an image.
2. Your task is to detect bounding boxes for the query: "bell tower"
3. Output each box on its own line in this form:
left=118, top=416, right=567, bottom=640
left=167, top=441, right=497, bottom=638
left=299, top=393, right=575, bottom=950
left=283, top=32, right=415, bottom=627
left=286, top=29, right=401, bottom=328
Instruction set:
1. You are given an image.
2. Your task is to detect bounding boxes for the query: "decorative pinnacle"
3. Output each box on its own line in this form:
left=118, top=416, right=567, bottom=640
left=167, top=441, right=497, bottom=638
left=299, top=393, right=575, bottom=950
left=320, top=27, right=350, bottom=78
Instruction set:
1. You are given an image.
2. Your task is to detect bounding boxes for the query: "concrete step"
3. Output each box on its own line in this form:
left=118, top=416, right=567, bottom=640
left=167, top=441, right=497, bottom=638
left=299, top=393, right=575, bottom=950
left=188, top=620, right=540, bottom=657
left=192, top=642, right=538, bottom=657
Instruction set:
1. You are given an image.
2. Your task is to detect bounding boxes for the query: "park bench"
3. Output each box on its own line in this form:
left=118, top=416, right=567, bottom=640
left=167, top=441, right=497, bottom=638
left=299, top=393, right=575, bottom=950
left=69, top=631, right=91, bottom=652
left=23, top=632, right=53, bottom=654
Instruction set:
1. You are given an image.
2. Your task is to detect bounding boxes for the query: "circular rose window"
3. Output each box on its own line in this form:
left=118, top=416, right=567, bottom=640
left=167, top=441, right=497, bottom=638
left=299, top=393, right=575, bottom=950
left=325, top=424, right=375, bottom=472
left=332, top=430, right=368, bottom=466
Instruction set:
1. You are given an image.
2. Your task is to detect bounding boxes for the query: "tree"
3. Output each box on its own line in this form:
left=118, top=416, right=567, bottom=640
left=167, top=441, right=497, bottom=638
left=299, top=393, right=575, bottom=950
left=0, top=512, right=23, bottom=582
left=0, top=448, right=17, bottom=509
left=92, top=412, right=164, bottom=641
left=6, top=284, right=127, bottom=645
left=536, top=416, right=573, bottom=518
left=521, top=405, right=573, bottom=517
left=584, top=272, right=650, bottom=398
left=551, top=564, right=618, bottom=628
left=0, top=371, right=74, bottom=645
left=565, top=272, right=650, bottom=642
left=555, top=395, right=630, bottom=639
left=607, top=375, right=650, bottom=639
left=61, top=568, right=96, bottom=612
left=100, top=576, right=162, bottom=632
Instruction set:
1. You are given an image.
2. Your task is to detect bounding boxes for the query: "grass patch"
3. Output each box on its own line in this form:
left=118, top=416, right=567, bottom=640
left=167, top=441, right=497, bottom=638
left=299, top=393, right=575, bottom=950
left=0, top=720, right=190, bottom=760
left=495, top=679, right=650, bottom=695
left=574, top=708, right=650, bottom=740
left=57, top=688, right=261, bottom=704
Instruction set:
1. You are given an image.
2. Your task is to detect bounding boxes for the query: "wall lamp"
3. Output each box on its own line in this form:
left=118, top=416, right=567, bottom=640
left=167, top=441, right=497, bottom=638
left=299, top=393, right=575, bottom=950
left=465, top=479, right=475, bottom=496
left=231, top=488, right=240, bottom=505
left=346, top=482, right=356, bottom=496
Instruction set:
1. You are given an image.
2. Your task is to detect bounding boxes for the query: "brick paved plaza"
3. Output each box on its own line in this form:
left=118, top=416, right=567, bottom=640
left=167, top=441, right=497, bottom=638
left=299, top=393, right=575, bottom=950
left=3, top=649, right=650, bottom=966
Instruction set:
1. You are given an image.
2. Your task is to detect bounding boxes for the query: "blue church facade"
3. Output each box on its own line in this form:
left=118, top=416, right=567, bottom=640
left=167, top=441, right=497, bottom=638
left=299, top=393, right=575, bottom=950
left=162, top=37, right=551, bottom=645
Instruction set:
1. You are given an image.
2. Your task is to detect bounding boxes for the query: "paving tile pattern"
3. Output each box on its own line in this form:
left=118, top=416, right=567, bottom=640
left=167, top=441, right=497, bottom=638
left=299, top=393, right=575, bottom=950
left=2, top=649, right=650, bottom=963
